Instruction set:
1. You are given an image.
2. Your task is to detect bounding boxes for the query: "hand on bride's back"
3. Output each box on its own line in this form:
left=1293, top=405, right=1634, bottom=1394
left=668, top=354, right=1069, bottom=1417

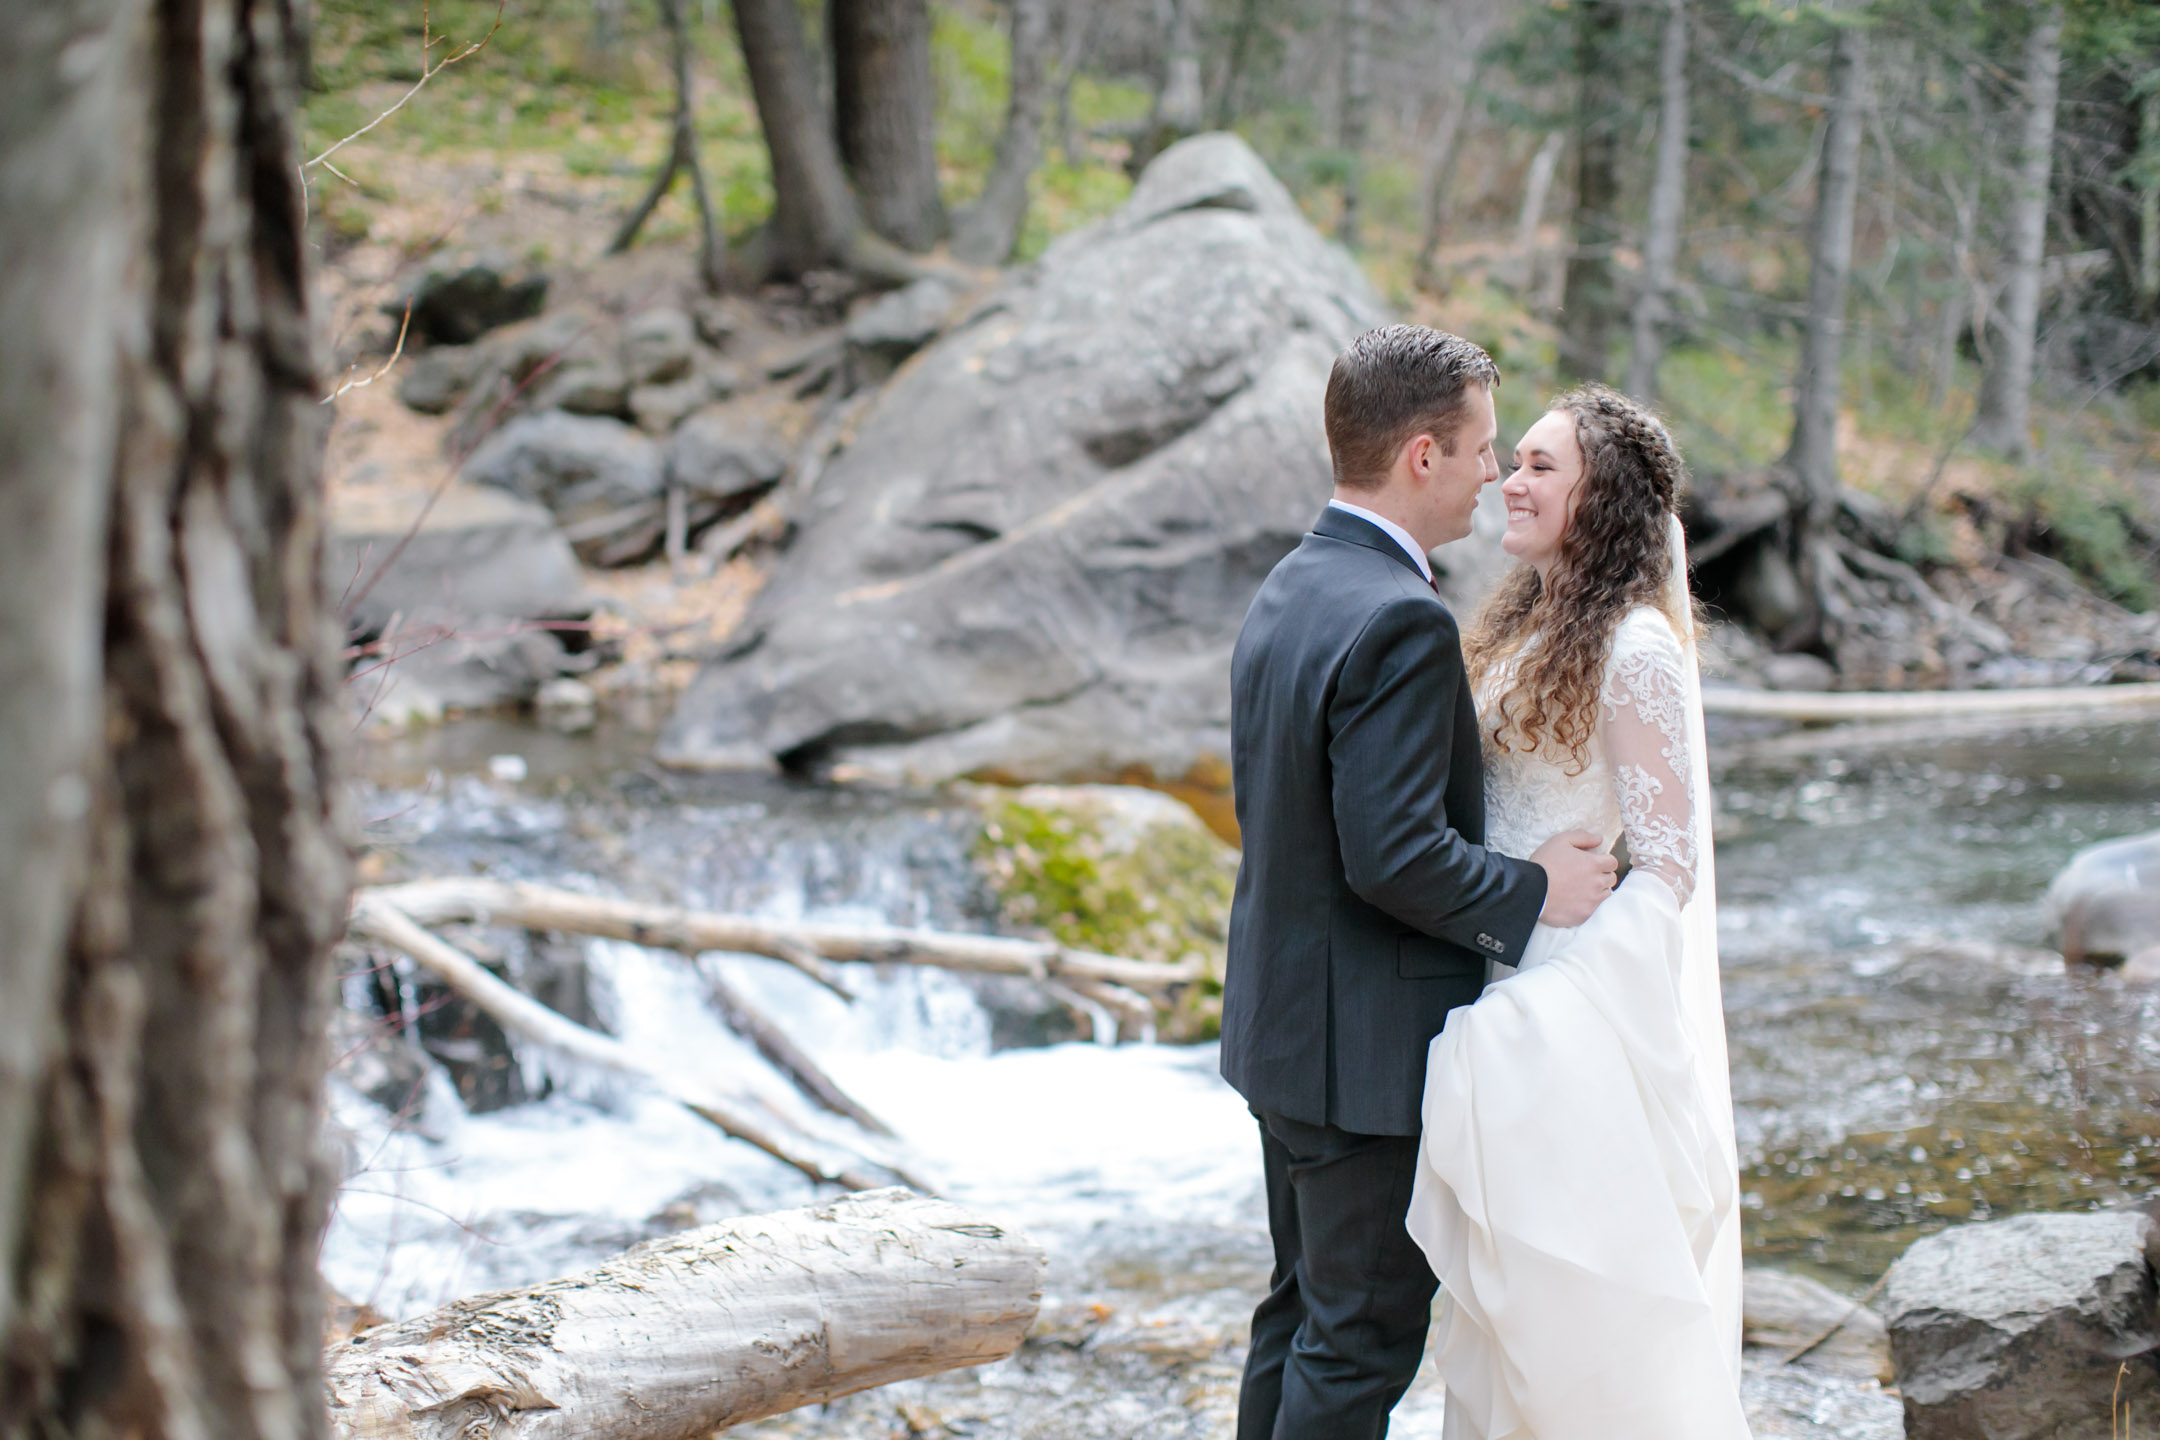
left=1529, top=830, right=1619, bottom=927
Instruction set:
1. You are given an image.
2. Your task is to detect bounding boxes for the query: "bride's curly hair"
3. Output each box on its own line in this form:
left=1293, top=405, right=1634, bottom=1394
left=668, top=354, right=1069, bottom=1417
left=1464, top=383, right=1690, bottom=773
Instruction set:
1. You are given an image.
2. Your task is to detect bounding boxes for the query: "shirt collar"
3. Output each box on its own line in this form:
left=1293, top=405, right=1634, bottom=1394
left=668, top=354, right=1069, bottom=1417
left=1325, top=498, right=1433, bottom=583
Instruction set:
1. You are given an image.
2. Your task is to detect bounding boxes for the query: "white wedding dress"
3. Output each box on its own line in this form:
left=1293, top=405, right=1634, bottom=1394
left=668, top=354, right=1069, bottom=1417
left=1406, top=521, right=1750, bottom=1439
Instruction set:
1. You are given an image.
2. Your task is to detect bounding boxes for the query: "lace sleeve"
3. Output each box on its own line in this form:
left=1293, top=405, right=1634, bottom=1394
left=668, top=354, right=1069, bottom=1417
left=1601, top=612, right=1699, bottom=907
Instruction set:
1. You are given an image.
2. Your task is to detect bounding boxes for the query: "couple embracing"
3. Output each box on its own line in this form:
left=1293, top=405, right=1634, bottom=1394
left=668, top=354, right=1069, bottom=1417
left=1221, top=325, right=1748, bottom=1440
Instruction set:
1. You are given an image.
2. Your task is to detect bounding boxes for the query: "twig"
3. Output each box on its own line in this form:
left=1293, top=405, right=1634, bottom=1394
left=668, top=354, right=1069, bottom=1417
left=323, top=299, right=414, bottom=403
left=306, top=0, right=508, bottom=175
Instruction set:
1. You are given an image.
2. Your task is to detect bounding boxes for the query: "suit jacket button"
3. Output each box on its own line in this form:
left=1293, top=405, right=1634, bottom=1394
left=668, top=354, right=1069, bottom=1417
left=1476, top=932, right=1502, bottom=953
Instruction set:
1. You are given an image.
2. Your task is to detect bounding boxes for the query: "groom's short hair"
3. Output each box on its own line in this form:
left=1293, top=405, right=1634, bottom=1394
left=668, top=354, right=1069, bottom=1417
left=1324, top=325, right=1499, bottom=490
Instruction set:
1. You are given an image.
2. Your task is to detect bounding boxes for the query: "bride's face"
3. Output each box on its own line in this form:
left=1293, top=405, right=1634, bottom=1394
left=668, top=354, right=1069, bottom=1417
left=1501, top=410, right=1586, bottom=578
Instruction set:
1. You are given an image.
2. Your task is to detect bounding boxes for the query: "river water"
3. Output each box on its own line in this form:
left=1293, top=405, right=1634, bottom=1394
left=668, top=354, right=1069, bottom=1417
left=326, top=713, right=2160, bottom=1439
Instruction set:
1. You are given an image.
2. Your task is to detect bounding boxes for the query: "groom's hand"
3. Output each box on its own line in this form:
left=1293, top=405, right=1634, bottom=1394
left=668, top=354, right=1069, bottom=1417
left=1530, top=830, right=1619, bottom=927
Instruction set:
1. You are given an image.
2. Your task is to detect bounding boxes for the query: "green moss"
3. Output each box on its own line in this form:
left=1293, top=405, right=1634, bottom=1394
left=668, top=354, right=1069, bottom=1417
left=974, top=790, right=1237, bottom=1040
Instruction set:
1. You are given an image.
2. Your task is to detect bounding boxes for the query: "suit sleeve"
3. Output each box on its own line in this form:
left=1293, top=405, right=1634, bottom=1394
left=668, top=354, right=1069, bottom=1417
left=1327, top=595, right=1547, bottom=961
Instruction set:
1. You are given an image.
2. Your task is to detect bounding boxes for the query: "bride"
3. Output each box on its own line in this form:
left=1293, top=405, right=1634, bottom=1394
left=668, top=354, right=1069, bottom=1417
left=1406, top=384, right=1750, bottom=1439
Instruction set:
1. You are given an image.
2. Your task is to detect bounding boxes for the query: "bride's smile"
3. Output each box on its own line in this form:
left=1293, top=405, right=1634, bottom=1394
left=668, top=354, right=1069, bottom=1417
left=1499, top=408, right=1588, bottom=578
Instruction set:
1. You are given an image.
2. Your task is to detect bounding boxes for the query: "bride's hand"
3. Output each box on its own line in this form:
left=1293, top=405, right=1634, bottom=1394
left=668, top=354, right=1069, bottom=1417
left=1529, top=830, right=1619, bottom=927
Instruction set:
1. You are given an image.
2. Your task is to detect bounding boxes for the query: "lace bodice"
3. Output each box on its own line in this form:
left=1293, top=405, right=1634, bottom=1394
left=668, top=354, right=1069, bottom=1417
left=1478, top=606, right=1701, bottom=906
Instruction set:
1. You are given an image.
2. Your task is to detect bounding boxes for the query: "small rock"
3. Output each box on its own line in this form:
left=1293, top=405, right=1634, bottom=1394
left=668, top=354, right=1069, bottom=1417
left=1741, top=1268, right=1893, bottom=1382
left=666, top=405, right=788, bottom=506
left=1884, top=1209, right=2160, bottom=1440
left=1763, top=652, right=1838, bottom=692
left=843, top=276, right=961, bottom=387
left=330, top=482, right=587, bottom=640
left=535, top=677, right=598, bottom=734
left=621, top=307, right=699, bottom=386
left=2047, top=828, right=2160, bottom=967
left=488, top=753, right=528, bottom=781
left=689, top=297, right=741, bottom=349
left=535, top=353, right=631, bottom=418
left=461, top=411, right=666, bottom=566
left=629, top=375, right=712, bottom=435
left=396, top=344, right=480, bottom=414
left=391, top=262, right=548, bottom=346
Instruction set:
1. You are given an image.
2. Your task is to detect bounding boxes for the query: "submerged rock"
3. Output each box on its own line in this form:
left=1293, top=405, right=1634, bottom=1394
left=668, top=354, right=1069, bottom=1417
left=660, top=134, right=1503, bottom=784
left=1742, top=1268, right=1893, bottom=1382
left=1883, top=1209, right=2160, bottom=1440
left=2048, top=828, right=2160, bottom=968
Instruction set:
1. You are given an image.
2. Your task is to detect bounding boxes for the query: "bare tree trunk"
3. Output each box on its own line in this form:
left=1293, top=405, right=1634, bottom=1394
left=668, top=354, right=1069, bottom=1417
left=1412, top=88, right=1472, bottom=290
left=325, top=1191, right=1045, bottom=1440
left=1970, top=5, right=2062, bottom=462
left=831, top=0, right=947, bottom=253
left=610, top=0, right=726, bottom=291
left=1337, top=0, right=1374, bottom=250
left=1131, top=0, right=1203, bottom=174
left=1211, top=0, right=1265, bottom=128
left=1, top=0, right=351, bottom=1434
left=1624, top=0, right=1690, bottom=402
left=1782, top=23, right=1868, bottom=529
left=1559, top=0, right=1624, bottom=382
left=732, top=0, right=864, bottom=277
left=1515, top=131, right=1566, bottom=280
left=1054, top=0, right=1098, bottom=164
left=2140, top=86, right=2160, bottom=314
left=587, top=0, right=629, bottom=78
left=953, top=0, right=1058, bottom=264
left=1930, top=175, right=1976, bottom=408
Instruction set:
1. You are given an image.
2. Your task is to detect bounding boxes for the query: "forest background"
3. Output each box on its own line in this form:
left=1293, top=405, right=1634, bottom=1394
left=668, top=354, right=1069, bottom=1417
left=300, top=0, right=2160, bottom=625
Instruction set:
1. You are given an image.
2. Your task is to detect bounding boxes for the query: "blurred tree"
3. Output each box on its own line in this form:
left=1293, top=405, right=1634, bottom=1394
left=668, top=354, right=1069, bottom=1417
left=1560, top=0, right=1625, bottom=382
left=731, top=0, right=870, bottom=276
left=1970, top=4, right=2062, bottom=461
left=1131, top=0, right=1205, bottom=173
left=1781, top=20, right=1869, bottom=642
left=611, top=0, right=727, bottom=290
left=1624, top=0, right=1691, bottom=402
left=833, top=0, right=948, bottom=252
left=1337, top=0, right=1373, bottom=248
left=954, top=0, right=1061, bottom=263
left=0, top=0, right=350, bottom=1434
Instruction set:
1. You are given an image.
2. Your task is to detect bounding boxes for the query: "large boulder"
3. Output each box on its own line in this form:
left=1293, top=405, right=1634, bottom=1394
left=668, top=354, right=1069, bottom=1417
left=659, top=133, right=1503, bottom=782
left=1883, top=1209, right=2160, bottom=1440
left=1741, top=1268, right=1893, bottom=1382
left=2048, top=829, right=2160, bottom=968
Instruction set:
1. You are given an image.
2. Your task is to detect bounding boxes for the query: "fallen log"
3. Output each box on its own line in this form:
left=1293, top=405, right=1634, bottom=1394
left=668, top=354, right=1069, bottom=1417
left=364, top=877, right=1202, bottom=992
left=326, top=1188, right=1044, bottom=1440
left=701, top=964, right=894, bottom=1136
left=348, top=896, right=910, bottom=1192
left=1702, top=680, right=2160, bottom=724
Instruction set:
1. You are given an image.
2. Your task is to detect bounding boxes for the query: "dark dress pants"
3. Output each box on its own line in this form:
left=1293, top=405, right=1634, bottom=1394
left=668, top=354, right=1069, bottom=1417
left=1237, top=1106, right=1438, bottom=1440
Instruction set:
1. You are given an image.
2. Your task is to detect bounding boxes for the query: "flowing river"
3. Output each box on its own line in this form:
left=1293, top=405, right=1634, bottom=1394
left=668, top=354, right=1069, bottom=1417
left=325, top=713, right=2160, bottom=1439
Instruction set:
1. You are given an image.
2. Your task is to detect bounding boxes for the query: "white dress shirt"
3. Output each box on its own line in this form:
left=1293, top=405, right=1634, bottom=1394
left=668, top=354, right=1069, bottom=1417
left=1326, top=498, right=1434, bottom=584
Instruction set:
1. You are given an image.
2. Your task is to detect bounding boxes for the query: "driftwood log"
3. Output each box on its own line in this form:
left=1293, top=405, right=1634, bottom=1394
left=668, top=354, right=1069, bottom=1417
left=1703, top=681, right=2160, bottom=723
left=363, top=878, right=1203, bottom=992
left=348, top=897, right=909, bottom=1191
left=325, top=1189, right=1044, bottom=1440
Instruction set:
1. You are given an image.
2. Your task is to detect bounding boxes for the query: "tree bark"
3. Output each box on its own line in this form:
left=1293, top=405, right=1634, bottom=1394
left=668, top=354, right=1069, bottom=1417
left=324, top=1190, right=1045, bottom=1440
left=1337, top=0, right=1374, bottom=250
left=1559, top=0, right=1624, bottom=382
left=831, top=0, right=947, bottom=252
left=1211, top=0, right=1265, bottom=129
left=1970, top=5, right=2062, bottom=462
left=1412, top=88, right=1472, bottom=290
left=2140, top=86, right=2159, bottom=314
left=1782, top=23, right=1868, bottom=532
left=952, top=0, right=1057, bottom=265
left=1624, top=0, right=1690, bottom=402
left=1516, top=131, right=1566, bottom=273
left=1, top=0, right=352, bottom=1434
left=610, top=0, right=725, bottom=292
left=732, top=0, right=864, bottom=277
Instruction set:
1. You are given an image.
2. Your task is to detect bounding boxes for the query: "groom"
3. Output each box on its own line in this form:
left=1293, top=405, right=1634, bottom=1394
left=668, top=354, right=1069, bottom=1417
left=1220, top=325, right=1617, bottom=1439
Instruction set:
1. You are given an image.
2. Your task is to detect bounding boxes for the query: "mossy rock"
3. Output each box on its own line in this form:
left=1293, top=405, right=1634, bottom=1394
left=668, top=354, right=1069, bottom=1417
left=970, top=784, right=1237, bottom=1042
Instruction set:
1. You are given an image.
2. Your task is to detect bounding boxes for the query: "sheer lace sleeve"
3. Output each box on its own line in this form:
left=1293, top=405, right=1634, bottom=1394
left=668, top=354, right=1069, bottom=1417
left=1601, top=611, right=1699, bottom=907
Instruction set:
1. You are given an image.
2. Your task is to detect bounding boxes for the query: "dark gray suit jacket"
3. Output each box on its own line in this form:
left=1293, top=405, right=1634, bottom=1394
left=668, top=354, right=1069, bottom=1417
left=1218, top=506, right=1547, bottom=1136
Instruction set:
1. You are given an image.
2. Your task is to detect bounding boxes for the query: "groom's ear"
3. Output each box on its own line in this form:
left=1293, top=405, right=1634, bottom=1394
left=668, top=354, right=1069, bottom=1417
left=1405, top=432, right=1440, bottom=476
